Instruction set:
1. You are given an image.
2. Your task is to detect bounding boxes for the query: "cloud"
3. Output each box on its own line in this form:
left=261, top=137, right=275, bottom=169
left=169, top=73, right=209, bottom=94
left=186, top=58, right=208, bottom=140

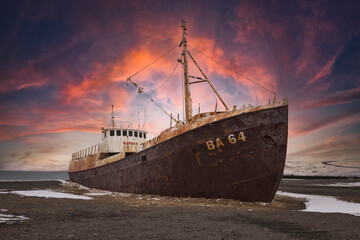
left=289, top=105, right=360, bottom=138
left=14, top=151, right=32, bottom=160
left=308, top=49, right=341, bottom=85
left=287, top=135, right=360, bottom=162
left=298, top=87, right=360, bottom=110
left=0, top=0, right=359, bottom=170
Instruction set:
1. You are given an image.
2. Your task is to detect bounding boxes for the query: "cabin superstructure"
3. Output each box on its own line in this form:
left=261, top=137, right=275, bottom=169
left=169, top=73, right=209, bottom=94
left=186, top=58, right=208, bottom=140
left=69, top=107, right=147, bottom=172
left=101, top=127, right=147, bottom=155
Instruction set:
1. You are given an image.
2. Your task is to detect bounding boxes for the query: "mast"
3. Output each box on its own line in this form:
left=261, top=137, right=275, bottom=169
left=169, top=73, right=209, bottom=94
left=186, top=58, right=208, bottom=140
left=181, top=19, right=192, bottom=123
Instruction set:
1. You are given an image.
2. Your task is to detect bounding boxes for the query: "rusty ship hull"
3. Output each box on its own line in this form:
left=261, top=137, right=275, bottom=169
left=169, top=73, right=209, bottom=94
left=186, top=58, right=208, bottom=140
left=69, top=104, right=287, bottom=202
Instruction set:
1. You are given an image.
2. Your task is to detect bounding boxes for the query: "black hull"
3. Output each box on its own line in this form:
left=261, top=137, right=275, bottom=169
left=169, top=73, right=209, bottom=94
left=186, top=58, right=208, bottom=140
left=69, top=106, right=288, bottom=202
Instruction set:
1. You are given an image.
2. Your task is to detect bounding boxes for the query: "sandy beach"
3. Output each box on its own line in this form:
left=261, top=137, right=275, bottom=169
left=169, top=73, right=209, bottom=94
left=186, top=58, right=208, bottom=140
left=0, top=179, right=359, bottom=239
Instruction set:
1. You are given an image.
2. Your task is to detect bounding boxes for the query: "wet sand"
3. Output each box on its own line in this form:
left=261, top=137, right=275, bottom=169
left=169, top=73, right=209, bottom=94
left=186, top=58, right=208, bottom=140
left=0, top=179, right=359, bottom=239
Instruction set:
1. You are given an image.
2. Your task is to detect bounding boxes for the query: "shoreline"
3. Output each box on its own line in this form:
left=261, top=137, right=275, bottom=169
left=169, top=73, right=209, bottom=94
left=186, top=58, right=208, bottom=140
left=0, top=179, right=359, bottom=239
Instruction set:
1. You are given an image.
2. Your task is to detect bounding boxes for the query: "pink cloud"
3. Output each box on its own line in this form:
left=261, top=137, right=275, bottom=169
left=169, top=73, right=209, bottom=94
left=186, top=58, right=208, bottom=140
left=308, top=48, right=342, bottom=85
left=288, top=135, right=360, bottom=159
left=298, top=87, right=360, bottom=110
left=0, top=65, right=48, bottom=93
left=16, top=79, right=47, bottom=90
left=290, top=111, right=358, bottom=138
left=325, top=136, right=337, bottom=144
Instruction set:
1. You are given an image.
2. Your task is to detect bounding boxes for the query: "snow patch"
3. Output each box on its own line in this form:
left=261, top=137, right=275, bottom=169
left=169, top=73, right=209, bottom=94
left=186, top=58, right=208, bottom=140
left=0, top=213, right=29, bottom=224
left=277, top=192, right=360, bottom=216
left=113, top=192, right=131, bottom=197
left=84, top=192, right=111, bottom=196
left=147, top=197, right=160, bottom=201
left=58, top=180, right=90, bottom=190
left=11, top=190, right=93, bottom=200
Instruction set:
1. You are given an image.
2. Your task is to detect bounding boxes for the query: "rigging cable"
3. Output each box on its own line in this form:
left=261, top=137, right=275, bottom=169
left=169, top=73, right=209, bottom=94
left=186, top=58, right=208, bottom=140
left=187, top=45, right=276, bottom=96
left=127, top=78, right=180, bottom=124
left=128, top=45, right=179, bottom=79
left=126, top=45, right=182, bottom=125
left=150, top=62, right=180, bottom=93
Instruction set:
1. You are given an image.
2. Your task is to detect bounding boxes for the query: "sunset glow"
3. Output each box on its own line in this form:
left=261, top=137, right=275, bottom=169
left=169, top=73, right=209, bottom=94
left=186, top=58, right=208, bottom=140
left=0, top=0, right=359, bottom=173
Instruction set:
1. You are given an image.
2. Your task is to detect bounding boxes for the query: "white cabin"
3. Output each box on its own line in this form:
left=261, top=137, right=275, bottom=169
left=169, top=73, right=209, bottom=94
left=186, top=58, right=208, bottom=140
left=101, top=127, right=147, bottom=154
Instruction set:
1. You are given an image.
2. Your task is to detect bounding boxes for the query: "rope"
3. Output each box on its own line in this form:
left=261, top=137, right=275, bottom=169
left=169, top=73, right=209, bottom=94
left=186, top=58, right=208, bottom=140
left=188, top=45, right=275, bottom=96
left=128, top=45, right=179, bottom=79
left=150, top=62, right=179, bottom=93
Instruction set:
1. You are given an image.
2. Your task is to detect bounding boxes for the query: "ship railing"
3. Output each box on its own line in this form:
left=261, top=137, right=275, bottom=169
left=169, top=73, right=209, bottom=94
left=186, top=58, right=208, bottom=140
left=72, top=143, right=101, bottom=161
left=141, top=136, right=158, bottom=149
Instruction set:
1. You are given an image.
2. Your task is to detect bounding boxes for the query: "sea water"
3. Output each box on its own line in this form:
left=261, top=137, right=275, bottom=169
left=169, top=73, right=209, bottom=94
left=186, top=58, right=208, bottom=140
left=0, top=171, right=69, bottom=182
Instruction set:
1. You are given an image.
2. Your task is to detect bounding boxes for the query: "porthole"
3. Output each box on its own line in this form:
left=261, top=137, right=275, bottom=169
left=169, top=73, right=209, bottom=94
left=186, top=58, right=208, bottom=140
left=263, top=135, right=275, bottom=145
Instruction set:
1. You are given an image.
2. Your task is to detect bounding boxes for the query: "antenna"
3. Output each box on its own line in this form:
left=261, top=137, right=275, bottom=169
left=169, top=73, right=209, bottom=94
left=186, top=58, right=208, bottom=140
left=142, top=109, right=146, bottom=130
left=170, top=113, right=173, bottom=128
left=138, top=111, right=140, bottom=129
left=255, top=92, right=259, bottom=106
left=111, top=105, right=115, bottom=127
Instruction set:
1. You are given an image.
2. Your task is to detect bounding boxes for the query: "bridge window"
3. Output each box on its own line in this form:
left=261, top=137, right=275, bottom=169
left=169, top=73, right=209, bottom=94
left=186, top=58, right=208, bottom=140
left=116, top=130, right=121, bottom=136
left=123, top=130, right=127, bottom=136
left=139, top=132, right=142, bottom=138
left=129, top=131, right=133, bottom=137
left=110, top=130, right=114, bottom=136
left=143, top=133, right=146, bottom=139
left=134, top=131, right=138, bottom=137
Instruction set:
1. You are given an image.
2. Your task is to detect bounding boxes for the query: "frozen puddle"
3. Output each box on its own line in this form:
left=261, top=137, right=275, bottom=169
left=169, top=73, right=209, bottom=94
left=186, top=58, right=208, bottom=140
left=278, top=192, right=360, bottom=216
left=11, top=190, right=93, bottom=200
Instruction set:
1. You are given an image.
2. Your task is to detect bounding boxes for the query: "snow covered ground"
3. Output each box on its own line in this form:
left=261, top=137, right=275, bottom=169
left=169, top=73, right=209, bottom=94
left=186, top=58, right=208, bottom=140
left=284, top=159, right=360, bottom=177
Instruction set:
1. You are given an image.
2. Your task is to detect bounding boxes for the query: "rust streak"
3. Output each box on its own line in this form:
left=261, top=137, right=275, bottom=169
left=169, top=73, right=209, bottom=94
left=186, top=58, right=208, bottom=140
left=195, top=152, right=202, bottom=167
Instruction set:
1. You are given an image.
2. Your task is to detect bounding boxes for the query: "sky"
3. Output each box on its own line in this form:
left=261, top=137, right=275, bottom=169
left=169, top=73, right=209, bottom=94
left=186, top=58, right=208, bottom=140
left=0, top=0, right=359, bottom=174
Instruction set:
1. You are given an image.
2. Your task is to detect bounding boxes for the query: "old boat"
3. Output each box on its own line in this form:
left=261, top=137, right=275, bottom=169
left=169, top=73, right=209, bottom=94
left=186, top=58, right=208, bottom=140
left=68, top=20, right=288, bottom=202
